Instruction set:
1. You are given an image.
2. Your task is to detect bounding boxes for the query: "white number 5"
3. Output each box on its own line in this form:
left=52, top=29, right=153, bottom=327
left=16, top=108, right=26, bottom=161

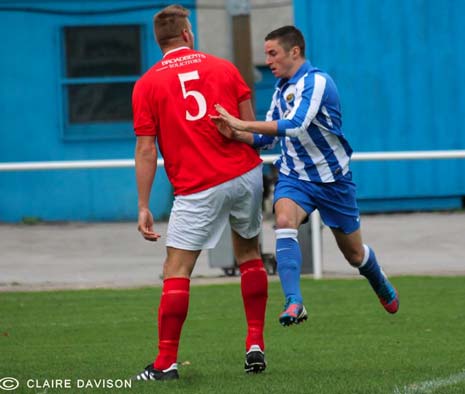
left=178, top=71, right=207, bottom=121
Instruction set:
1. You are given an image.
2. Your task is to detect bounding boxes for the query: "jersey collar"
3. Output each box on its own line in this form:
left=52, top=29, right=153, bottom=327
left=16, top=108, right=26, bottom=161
left=276, top=60, right=314, bottom=88
left=163, top=46, right=191, bottom=58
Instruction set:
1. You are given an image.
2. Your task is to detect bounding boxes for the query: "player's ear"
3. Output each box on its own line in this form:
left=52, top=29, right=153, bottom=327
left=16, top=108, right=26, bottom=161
left=181, top=28, right=189, bottom=42
left=291, top=46, right=300, bottom=59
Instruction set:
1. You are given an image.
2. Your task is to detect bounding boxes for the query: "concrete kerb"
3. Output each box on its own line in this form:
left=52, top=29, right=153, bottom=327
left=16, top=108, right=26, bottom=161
left=0, top=212, right=464, bottom=292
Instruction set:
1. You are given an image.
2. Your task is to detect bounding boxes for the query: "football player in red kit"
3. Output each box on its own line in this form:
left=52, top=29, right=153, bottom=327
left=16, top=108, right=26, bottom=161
left=132, top=4, right=268, bottom=381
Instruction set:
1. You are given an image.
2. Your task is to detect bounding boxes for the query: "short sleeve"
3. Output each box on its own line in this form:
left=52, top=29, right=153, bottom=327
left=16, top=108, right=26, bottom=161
left=229, top=63, right=251, bottom=103
left=132, top=78, right=157, bottom=136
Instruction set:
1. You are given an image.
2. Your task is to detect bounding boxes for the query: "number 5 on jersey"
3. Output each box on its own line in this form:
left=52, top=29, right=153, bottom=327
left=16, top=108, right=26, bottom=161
left=178, top=71, right=207, bottom=121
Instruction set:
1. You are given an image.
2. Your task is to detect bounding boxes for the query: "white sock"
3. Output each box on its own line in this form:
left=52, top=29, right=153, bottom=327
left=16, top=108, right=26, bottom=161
left=275, top=228, right=298, bottom=242
left=357, top=244, right=371, bottom=268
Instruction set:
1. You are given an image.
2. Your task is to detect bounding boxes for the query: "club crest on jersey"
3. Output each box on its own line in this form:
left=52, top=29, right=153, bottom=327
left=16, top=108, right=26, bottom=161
left=283, top=86, right=296, bottom=104
left=285, top=93, right=295, bottom=102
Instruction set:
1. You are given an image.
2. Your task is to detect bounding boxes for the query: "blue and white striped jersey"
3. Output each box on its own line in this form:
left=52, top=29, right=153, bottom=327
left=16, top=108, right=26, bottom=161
left=253, top=61, right=353, bottom=183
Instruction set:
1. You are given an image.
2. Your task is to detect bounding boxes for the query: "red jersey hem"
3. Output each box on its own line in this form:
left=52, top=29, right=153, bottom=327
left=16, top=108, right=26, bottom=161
left=173, top=160, right=262, bottom=196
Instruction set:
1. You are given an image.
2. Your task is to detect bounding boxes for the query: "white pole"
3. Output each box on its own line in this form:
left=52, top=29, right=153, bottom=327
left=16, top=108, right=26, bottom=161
left=352, top=150, right=465, bottom=161
left=311, top=210, right=322, bottom=279
left=2, top=150, right=465, bottom=171
left=2, top=149, right=465, bottom=280
left=0, top=158, right=163, bottom=171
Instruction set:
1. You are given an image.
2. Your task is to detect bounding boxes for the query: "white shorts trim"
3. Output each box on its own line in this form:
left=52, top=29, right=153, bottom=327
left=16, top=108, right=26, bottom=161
left=166, top=165, right=263, bottom=250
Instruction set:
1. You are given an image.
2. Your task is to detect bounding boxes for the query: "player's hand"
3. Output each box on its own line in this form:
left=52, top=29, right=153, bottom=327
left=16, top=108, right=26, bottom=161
left=214, top=104, right=247, bottom=131
left=210, top=115, right=237, bottom=139
left=137, top=208, right=161, bottom=242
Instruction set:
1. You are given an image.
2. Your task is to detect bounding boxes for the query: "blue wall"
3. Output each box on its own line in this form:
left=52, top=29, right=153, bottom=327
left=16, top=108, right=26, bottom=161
left=293, top=0, right=465, bottom=211
left=0, top=0, right=195, bottom=222
left=2, top=1, right=464, bottom=222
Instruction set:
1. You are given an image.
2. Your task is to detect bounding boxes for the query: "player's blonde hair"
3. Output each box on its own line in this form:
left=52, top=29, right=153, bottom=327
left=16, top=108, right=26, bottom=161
left=153, top=4, right=190, bottom=48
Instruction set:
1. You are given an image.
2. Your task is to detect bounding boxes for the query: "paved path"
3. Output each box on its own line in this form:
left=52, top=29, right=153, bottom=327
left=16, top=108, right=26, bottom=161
left=0, top=212, right=464, bottom=291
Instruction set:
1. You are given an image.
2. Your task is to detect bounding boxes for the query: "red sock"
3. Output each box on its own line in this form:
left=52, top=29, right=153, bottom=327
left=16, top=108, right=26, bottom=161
left=154, top=277, right=190, bottom=370
left=239, top=259, right=268, bottom=351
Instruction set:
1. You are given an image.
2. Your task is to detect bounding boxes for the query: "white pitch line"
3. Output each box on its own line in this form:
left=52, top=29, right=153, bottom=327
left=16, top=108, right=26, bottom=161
left=393, top=370, right=465, bottom=394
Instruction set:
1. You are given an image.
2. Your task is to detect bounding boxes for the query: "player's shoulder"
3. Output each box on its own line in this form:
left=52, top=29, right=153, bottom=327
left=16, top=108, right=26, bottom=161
left=141, top=57, right=168, bottom=79
left=134, top=62, right=159, bottom=88
left=133, top=71, right=150, bottom=96
left=300, top=68, right=335, bottom=93
left=307, top=66, right=335, bottom=85
left=312, top=69, right=338, bottom=94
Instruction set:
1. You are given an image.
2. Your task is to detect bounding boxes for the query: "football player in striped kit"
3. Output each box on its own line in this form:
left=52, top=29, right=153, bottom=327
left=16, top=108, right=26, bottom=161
left=212, top=25, right=399, bottom=327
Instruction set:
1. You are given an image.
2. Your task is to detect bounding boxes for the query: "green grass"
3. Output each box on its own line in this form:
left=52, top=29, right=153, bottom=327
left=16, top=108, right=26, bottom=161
left=1, top=276, right=465, bottom=394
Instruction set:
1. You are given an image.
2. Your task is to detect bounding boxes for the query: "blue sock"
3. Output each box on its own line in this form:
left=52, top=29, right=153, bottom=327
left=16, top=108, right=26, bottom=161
left=275, top=229, right=303, bottom=304
left=358, top=245, right=385, bottom=291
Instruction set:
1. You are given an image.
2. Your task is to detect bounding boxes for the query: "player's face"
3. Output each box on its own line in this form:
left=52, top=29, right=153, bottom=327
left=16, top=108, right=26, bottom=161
left=265, top=39, right=296, bottom=79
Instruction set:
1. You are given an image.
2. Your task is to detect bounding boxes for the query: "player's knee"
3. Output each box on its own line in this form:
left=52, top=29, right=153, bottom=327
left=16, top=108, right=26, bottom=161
left=344, top=249, right=364, bottom=267
left=163, top=260, right=192, bottom=278
left=275, top=213, right=295, bottom=229
left=234, top=237, right=260, bottom=265
left=236, top=251, right=261, bottom=265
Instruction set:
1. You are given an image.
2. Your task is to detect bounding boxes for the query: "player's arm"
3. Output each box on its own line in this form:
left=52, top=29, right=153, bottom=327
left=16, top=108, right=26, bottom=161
left=215, top=104, right=278, bottom=136
left=135, top=136, right=160, bottom=241
left=132, top=79, right=160, bottom=242
left=216, top=74, right=322, bottom=138
left=212, top=100, right=278, bottom=148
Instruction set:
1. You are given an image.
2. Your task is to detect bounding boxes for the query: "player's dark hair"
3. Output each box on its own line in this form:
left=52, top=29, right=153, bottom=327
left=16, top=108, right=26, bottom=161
left=153, top=4, right=190, bottom=48
left=265, top=26, right=305, bottom=57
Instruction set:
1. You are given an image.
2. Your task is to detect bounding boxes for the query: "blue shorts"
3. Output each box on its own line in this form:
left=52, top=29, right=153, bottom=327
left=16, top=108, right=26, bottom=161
left=273, top=172, right=361, bottom=234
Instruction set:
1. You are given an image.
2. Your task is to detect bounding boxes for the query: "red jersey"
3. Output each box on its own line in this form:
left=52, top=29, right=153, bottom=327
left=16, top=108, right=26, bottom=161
left=132, top=47, right=261, bottom=195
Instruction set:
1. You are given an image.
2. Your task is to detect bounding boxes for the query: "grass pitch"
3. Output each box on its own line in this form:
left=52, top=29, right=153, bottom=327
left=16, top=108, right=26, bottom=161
left=1, top=276, right=465, bottom=394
